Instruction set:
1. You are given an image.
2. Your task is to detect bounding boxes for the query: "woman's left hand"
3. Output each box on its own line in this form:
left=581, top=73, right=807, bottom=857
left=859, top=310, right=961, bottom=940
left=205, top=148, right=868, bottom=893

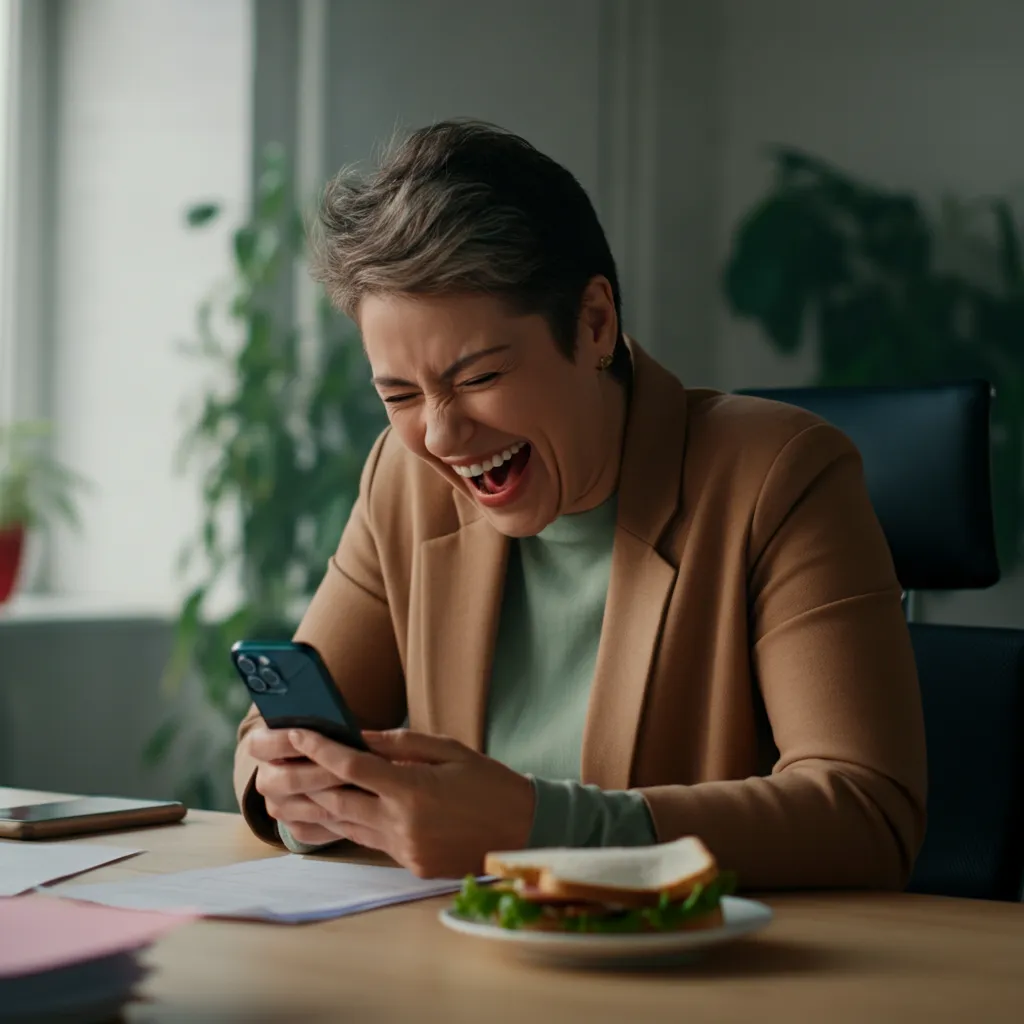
left=288, top=728, right=535, bottom=877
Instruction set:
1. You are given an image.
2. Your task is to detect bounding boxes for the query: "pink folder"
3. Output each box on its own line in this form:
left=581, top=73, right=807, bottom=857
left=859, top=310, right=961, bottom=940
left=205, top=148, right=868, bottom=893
left=0, top=895, right=194, bottom=977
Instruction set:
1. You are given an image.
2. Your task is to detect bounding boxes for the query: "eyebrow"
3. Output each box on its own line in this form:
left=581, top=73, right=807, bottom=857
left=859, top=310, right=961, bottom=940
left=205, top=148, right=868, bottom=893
left=372, top=345, right=512, bottom=389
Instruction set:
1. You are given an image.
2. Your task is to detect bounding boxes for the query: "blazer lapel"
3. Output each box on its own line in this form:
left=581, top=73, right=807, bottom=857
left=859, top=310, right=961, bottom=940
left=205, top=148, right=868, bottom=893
left=415, top=515, right=508, bottom=751
left=581, top=342, right=689, bottom=790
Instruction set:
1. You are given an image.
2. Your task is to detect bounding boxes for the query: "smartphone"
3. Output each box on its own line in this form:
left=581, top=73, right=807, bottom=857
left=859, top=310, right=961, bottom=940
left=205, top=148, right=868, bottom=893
left=0, top=796, right=186, bottom=840
left=230, top=640, right=368, bottom=751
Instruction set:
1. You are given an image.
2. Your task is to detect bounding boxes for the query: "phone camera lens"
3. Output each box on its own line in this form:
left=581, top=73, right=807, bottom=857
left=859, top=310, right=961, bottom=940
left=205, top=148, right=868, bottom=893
left=247, top=674, right=268, bottom=693
left=237, top=656, right=256, bottom=675
left=259, top=667, right=281, bottom=687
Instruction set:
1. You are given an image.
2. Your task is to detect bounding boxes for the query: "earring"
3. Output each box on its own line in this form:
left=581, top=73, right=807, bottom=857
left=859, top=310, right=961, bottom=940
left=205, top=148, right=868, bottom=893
left=596, top=353, right=614, bottom=372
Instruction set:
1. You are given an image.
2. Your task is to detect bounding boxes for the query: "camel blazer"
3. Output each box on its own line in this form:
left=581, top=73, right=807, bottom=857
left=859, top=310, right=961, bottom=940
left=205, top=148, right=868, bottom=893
left=235, top=341, right=927, bottom=890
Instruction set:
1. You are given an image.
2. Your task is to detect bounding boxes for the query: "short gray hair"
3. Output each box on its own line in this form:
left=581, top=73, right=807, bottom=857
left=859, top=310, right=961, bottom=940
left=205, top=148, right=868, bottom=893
left=309, top=120, right=628, bottom=377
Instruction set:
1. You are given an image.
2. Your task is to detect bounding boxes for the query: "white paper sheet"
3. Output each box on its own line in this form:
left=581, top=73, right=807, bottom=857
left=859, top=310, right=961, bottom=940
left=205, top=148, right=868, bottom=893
left=58, top=854, right=462, bottom=923
left=0, top=842, right=142, bottom=896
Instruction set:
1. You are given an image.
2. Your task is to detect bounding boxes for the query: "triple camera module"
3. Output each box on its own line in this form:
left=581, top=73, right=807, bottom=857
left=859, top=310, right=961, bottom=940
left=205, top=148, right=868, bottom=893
left=236, top=654, right=289, bottom=695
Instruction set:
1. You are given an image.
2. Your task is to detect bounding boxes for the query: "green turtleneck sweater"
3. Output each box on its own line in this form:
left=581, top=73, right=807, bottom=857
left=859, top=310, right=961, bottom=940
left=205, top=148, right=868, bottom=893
left=279, top=494, right=656, bottom=854
left=484, top=494, right=656, bottom=847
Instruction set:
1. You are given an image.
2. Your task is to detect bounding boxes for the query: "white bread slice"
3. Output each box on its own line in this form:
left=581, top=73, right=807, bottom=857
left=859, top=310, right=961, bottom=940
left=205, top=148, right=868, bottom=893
left=484, top=836, right=719, bottom=908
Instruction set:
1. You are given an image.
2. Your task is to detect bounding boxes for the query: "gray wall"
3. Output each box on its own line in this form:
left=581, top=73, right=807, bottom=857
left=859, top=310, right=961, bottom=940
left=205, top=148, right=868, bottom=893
left=0, top=616, right=179, bottom=798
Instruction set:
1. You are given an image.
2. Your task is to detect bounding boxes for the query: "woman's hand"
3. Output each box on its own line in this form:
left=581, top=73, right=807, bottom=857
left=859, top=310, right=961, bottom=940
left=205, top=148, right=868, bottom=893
left=284, top=728, right=536, bottom=877
left=248, top=725, right=346, bottom=848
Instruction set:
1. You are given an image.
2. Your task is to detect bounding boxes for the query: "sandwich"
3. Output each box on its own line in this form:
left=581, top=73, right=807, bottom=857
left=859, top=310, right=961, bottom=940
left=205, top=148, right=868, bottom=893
left=453, top=836, right=735, bottom=933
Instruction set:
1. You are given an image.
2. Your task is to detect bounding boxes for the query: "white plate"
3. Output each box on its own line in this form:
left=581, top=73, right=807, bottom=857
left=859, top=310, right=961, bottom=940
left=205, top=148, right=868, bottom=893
left=439, top=895, right=772, bottom=967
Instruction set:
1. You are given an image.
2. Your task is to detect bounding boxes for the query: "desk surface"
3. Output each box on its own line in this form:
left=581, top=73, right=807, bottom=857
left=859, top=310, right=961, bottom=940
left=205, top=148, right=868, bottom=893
left=4, top=786, right=1023, bottom=1024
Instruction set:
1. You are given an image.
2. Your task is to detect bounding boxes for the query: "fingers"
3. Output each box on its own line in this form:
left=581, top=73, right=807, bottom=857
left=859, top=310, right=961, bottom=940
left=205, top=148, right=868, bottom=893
left=265, top=791, right=355, bottom=830
left=361, top=728, right=468, bottom=765
left=255, top=759, right=340, bottom=800
left=269, top=788, right=384, bottom=851
left=269, top=794, right=352, bottom=847
left=306, top=785, right=380, bottom=832
left=247, top=724, right=302, bottom=763
left=288, top=731, right=398, bottom=794
left=264, top=793, right=328, bottom=828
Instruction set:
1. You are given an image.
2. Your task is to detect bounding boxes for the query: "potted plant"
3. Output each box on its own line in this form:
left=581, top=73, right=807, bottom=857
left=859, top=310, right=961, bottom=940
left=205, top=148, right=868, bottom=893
left=145, top=144, right=386, bottom=809
left=723, top=147, right=1024, bottom=567
left=0, top=420, right=88, bottom=604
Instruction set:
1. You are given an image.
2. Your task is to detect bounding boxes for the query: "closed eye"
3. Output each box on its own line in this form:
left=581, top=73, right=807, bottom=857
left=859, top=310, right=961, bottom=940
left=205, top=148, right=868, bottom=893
left=461, top=372, right=500, bottom=388
left=383, top=393, right=419, bottom=405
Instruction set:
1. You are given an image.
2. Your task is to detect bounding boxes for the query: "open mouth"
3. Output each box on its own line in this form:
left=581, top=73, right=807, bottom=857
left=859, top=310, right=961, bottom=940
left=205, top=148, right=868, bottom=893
left=457, top=443, right=532, bottom=498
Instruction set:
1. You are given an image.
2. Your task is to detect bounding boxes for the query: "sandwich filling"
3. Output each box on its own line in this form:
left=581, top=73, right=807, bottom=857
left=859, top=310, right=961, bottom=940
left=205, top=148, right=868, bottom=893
left=453, top=872, right=736, bottom=933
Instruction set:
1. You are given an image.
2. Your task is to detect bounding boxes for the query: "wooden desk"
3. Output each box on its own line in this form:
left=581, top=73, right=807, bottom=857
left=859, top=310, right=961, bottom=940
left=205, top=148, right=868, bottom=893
left=4, top=787, right=1023, bottom=1023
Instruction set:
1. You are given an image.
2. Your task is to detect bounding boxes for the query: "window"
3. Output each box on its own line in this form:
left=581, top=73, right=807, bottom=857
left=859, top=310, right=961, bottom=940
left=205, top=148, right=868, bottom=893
left=9, top=0, right=252, bottom=612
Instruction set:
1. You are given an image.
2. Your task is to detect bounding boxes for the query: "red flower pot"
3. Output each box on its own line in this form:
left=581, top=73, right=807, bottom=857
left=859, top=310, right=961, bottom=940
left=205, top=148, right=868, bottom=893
left=0, top=524, right=26, bottom=604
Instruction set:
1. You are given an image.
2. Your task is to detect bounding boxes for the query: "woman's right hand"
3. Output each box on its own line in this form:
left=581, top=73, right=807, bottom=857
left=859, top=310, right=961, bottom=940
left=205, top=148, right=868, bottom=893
left=248, top=724, right=345, bottom=846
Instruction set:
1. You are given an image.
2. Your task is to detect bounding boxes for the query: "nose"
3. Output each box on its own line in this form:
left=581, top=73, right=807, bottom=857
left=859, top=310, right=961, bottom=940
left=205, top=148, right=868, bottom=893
left=423, top=397, right=474, bottom=459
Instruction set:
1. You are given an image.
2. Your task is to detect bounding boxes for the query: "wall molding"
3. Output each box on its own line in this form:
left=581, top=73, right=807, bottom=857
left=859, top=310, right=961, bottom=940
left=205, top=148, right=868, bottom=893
left=2, top=0, right=59, bottom=429
left=597, top=0, right=659, bottom=348
left=251, top=0, right=301, bottom=334
left=0, top=0, right=60, bottom=593
left=294, top=0, right=329, bottom=367
left=597, top=0, right=726, bottom=384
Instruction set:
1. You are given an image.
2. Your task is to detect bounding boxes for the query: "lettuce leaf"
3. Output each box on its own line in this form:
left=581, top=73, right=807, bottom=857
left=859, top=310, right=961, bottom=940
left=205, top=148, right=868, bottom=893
left=452, top=871, right=737, bottom=932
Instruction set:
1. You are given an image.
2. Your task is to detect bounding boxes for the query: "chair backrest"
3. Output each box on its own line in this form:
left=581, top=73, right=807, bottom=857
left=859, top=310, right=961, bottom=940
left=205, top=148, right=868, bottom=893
left=736, top=381, right=1000, bottom=590
left=738, top=381, right=1024, bottom=901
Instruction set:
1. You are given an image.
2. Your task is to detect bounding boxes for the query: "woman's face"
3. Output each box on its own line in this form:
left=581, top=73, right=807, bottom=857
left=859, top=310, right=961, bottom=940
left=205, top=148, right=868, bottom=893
left=360, top=282, right=625, bottom=537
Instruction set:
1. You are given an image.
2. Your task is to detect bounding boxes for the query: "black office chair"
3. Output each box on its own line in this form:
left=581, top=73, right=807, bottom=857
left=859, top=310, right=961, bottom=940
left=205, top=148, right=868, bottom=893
left=738, top=380, right=1024, bottom=902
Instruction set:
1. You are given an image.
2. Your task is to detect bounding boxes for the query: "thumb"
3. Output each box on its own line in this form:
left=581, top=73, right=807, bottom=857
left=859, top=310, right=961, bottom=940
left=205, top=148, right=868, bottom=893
left=362, top=728, right=468, bottom=765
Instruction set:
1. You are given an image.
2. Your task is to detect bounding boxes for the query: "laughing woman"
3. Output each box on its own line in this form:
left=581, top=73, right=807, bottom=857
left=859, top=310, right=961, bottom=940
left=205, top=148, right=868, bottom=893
left=233, top=121, right=927, bottom=889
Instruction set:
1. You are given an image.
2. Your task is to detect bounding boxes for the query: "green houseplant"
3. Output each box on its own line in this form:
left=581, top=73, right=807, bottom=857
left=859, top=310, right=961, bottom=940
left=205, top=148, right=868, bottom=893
left=723, top=147, right=1024, bottom=567
left=0, top=420, right=87, bottom=604
left=146, top=145, right=386, bottom=808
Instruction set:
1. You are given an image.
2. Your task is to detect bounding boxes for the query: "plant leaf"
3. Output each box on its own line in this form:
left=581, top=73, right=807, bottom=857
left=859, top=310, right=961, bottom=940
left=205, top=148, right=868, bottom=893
left=142, top=717, right=181, bottom=767
left=723, top=189, right=846, bottom=352
left=185, top=202, right=221, bottom=228
left=992, top=199, right=1024, bottom=295
left=233, top=227, right=258, bottom=275
left=161, top=585, right=206, bottom=693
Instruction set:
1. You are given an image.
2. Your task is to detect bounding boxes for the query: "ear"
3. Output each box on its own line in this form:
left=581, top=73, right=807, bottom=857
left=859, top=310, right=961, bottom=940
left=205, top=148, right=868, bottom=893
left=577, top=275, right=619, bottom=362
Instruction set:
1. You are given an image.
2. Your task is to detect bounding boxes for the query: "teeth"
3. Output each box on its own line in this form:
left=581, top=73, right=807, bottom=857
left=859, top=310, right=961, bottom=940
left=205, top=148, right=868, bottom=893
left=452, top=443, right=526, bottom=477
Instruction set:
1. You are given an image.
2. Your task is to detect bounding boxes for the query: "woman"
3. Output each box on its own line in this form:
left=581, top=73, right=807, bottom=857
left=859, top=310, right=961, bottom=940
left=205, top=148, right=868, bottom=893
left=233, top=121, right=927, bottom=889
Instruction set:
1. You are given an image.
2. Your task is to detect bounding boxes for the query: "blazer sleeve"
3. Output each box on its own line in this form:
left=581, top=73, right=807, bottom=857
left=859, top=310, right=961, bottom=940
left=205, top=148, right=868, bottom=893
left=641, top=423, right=928, bottom=890
left=233, top=429, right=407, bottom=843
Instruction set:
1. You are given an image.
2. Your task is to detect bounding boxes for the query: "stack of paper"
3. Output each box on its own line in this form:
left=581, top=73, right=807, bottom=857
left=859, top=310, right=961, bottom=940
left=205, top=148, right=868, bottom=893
left=60, top=853, right=464, bottom=923
left=0, top=896, right=192, bottom=1021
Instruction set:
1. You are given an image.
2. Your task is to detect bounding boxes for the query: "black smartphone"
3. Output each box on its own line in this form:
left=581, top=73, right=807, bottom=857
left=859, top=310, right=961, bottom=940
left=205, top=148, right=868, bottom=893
left=0, top=796, right=186, bottom=840
left=230, top=640, right=368, bottom=751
